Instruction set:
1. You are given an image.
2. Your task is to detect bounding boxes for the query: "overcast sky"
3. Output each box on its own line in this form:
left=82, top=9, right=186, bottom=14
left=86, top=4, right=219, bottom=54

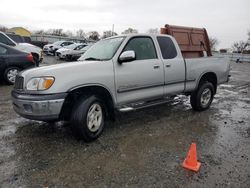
left=0, top=0, right=249, bottom=48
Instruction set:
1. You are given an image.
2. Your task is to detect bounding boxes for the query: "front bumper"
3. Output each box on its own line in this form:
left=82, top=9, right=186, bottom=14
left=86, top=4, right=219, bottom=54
left=12, top=91, right=67, bottom=121
left=43, top=48, right=53, bottom=54
left=56, top=52, right=65, bottom=59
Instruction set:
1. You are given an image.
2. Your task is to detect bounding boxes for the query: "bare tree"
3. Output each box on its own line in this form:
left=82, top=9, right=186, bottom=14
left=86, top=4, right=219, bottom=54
left=102, top=30, right=118, bottom=39
left=88, top=31, right=100, bottom=41
left=147, top=28, right=159, bottom=34
left=232, top=31, right=249, bottom=53
left=209, top=37, right=219, bottom=51
left=34, top=30, right=45, bottom=34
left=51, top=29, right=64, bottom=36
left=65, top=30, right=73, bottom=37
left=76, top=29, right=86, bottom=38
left=232, top=41, right=248, bottom=53
left=122, top=28, right=138, bottom=34
left=0, top=25, right=8, bottom=32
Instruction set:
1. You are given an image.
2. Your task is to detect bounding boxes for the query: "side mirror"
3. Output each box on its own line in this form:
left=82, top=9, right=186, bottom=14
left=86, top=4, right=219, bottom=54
left=118, top=50, right=135, bottom=63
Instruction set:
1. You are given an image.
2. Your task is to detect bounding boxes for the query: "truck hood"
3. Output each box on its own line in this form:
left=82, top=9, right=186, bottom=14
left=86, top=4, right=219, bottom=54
left=20, top=59, right=114, bottom=94
left=21, top=61, right=93, bottom=77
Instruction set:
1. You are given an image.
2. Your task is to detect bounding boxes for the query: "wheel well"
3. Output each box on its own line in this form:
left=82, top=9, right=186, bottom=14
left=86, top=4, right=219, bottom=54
left=31, top=52, right=39, bottom=59
left=59, top=86, right=115, bottom=121
left=31, top=52, right=40, bottom=63
left=198, top=72, right=217, bottom=93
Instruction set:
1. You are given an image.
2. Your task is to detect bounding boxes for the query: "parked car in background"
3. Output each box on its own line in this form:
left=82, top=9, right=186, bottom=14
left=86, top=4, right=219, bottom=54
left=6, top=33, right=32, bottom=44
left=55, top=43, right=88, bottom=60
left=66, top=44, right=92, bottom=61
left=43, top=41, right=74, bottom=55
left=6, top=33, right=25, bottom=43
left=0, top=32, right=43, bottom=65
left=55, top=43, right=78, bottom=59
left=0, top=43, right=36, bottom=84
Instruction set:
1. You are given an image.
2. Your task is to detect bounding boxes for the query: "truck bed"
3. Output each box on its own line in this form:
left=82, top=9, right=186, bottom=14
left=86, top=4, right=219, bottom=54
left=184, top=56, right=230, bottom=92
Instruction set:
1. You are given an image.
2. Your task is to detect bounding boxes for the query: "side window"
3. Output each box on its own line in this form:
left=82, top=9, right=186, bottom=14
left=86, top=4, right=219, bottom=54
left=0, top=46, right=7, bottom=54
left=0, top=33, right=15, bottom=46
left=157, top=36, right=177, bottom=59
left=123, top=37, right=157, bottom=60
left=75, top=45, right=84, bottom=50
left=61, top=42, right=66, bottom=46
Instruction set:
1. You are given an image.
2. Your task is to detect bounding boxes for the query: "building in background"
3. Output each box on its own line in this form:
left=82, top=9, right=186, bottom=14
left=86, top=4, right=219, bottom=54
left=7, top=27, right=31, bottom=37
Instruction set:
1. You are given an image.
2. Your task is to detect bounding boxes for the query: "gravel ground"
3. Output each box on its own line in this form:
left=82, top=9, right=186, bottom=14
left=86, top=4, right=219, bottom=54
left=0, top=56, right=250, bottom=187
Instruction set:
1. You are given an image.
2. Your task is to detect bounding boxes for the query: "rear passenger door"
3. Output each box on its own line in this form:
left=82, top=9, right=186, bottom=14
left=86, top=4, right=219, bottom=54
left=115, top=36, right=164, bottom=105
left=157, top=36, right=186, bottom=95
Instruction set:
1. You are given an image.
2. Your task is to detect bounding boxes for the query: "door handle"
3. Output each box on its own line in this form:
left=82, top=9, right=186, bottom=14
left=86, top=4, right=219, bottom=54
left=153, top=65, right=160, bottom=69
left=165, top=64, right=171, bottom=68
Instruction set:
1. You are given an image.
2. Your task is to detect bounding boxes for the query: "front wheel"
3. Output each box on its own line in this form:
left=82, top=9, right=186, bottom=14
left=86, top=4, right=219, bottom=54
left=190, top=82, right=215, bottom=111
left=70, top=96, right=105, bottom=142
left=4, top=67, right=20, bottom=85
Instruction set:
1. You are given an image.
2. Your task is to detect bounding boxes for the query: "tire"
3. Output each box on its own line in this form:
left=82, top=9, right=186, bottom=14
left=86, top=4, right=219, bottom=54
left=32, top=54, right=40, bottom=66
left=66, top=55, right=72, bottom=61
left=53, top=49, right=57, bottom=56
left=190, top=82, right=215, bottom=111
left=4, top=67, right=21, bottom=85
left=70, top=96, right=106, bottom=142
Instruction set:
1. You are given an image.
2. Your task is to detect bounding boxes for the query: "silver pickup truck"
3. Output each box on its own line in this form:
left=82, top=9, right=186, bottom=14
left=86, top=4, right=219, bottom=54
left=12, top=34, right=230, bottom=141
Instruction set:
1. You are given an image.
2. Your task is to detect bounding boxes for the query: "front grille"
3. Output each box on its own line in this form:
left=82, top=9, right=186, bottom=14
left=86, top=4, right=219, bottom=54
left=14, top=75, right=24, bottom=90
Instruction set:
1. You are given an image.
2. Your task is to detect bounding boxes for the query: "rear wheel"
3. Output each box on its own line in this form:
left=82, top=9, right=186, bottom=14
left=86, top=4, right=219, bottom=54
left=4, top=67, right=20, bottom=85
left=190, top=82, right=215, bottom=111
left=70, top=96, right=105, bottom=142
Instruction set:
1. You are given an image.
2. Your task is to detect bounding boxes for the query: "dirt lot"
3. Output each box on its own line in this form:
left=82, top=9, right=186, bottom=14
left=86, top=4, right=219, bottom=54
left=0, top=57, right=250, bottom=187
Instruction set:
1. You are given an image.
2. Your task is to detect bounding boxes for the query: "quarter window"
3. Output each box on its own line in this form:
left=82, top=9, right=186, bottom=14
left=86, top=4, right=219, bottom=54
left=0, top=46, right=7, bottom=54
left=157, top=36, right=177, bottom=59
left=123, top=37, right=157, bottom=60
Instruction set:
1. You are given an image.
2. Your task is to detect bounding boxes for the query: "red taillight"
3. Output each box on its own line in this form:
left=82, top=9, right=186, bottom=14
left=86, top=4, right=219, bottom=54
left=27, top=54, right=34, bottom=63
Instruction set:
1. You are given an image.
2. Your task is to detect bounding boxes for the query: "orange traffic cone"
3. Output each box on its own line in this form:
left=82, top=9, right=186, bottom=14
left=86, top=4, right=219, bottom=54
left=182, top=143, right=201, bottom=172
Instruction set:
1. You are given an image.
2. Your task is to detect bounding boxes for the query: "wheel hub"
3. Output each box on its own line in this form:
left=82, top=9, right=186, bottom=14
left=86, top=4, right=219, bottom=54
left=7, top=69, right=19, bottom=83
left=200, top=88, right=212, bottom=107
left=87, top=103, right=103, bottom=132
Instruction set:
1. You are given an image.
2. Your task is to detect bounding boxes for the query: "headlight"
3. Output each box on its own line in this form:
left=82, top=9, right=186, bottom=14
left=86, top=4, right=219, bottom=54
left=26, top=77, right=55, bottom=91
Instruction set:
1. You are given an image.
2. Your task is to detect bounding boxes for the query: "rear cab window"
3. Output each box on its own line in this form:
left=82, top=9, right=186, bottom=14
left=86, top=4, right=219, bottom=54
left=157, top=36, right=177, bottom=59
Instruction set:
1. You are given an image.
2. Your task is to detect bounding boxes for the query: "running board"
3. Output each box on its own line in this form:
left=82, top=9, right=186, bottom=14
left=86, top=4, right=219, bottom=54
left=118, top=98, right=173, bottom=112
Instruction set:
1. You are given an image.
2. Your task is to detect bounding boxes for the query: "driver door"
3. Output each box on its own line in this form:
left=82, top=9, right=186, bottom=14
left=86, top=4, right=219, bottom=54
left=114, top=36, right=164, bottom=105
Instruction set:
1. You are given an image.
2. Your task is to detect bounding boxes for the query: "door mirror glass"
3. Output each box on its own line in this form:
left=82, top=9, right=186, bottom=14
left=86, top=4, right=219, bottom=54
left=119, top=50, right=135, bottom=63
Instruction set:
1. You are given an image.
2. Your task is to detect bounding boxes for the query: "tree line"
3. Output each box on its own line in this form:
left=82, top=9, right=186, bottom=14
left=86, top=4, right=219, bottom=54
left=1, top=25, right=249, bottom=52
left=0, top=25, right=157, bottom=41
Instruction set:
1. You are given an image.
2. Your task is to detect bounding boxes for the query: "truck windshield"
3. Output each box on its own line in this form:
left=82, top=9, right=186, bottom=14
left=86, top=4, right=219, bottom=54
left=79, top=37, right=125, bottom=61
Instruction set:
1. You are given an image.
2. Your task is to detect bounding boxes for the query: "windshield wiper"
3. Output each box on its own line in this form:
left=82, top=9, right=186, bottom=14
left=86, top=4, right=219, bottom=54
left=84, top=57, right=101, bottom=61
